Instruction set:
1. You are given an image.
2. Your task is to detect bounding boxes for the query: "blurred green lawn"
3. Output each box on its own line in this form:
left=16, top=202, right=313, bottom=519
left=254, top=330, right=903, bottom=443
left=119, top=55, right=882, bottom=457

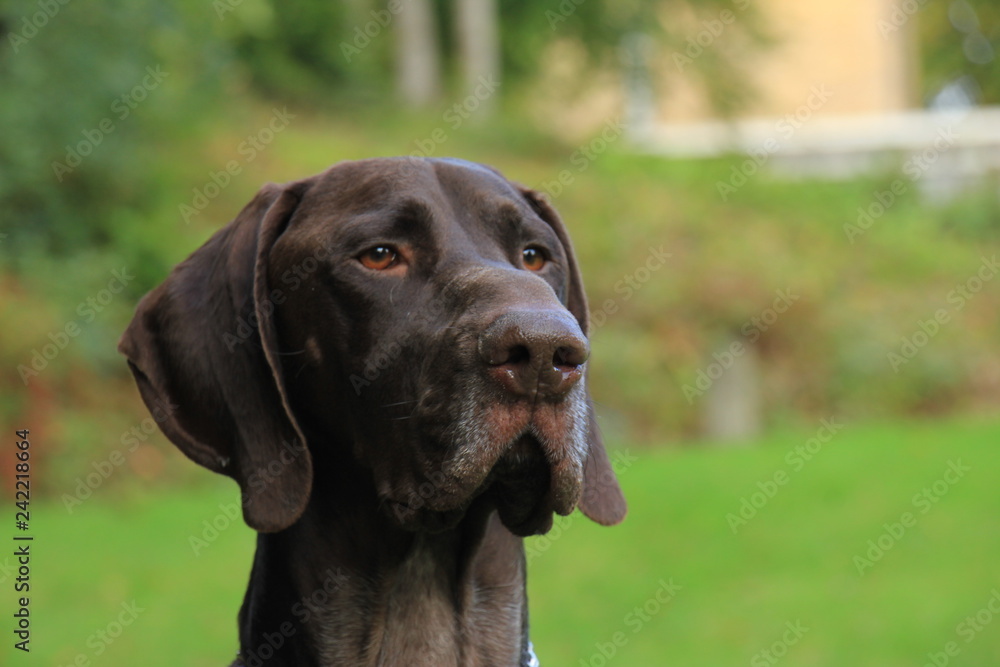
left=7, top=415, right=999, bottom=666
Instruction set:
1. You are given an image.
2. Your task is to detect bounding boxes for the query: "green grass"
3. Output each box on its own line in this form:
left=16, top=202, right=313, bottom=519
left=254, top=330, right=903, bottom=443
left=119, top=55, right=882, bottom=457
left=529, top=417, right=1000, bottom=666
left=6, top=416, right=1000, bottom=666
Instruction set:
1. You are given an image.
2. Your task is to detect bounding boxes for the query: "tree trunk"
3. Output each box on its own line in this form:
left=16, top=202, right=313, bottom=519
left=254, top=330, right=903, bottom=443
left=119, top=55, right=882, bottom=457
left=396, top=0, right=441, bottom=107
left=455, top=0, right=500, bottom=116
left=701, top=337, right=762, bottom=445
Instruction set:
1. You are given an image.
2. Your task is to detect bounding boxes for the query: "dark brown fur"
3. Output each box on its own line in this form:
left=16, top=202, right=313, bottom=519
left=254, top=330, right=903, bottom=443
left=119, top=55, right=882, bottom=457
left=119, top=157, right=626, bottom=666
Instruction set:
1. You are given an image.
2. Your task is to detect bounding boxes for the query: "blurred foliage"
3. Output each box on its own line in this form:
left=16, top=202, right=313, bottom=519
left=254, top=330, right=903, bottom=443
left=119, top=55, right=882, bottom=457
left=3, top=0, right=995, bottom=260
left=0, top=0, right=769, bottom=261
left=224, top=0, right=390, bottom=104
left=920, top=0, right=1000, bottom=104
left=228, top=0, right=770, bottom=112
left=546, top=152, right=1000, bottom=439
left=0, top=0, right=235, bottom=255
left=3, top=0, right=1000, bottom=493
left=3, top=107, right=1000, bottom=495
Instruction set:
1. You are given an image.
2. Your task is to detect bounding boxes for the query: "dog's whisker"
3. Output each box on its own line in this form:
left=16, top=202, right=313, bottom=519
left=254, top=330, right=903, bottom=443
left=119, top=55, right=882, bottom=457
left=381, top=399, right=418, bottom=408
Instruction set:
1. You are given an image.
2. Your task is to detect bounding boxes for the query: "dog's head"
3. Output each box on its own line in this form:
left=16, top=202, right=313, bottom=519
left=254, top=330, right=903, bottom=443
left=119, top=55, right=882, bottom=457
left=119, top=158, right=626, bottom=536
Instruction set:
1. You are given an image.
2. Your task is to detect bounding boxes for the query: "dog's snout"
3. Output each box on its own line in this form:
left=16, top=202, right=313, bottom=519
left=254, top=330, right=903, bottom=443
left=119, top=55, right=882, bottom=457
left=479, top=312, right=589, bottom=399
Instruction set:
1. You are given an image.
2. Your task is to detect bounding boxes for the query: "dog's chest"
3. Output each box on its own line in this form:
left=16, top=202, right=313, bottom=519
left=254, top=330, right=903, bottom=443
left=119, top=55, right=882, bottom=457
left=361, top=546, right=457, bottom=664
left=313, top=544, right=521, bottom=666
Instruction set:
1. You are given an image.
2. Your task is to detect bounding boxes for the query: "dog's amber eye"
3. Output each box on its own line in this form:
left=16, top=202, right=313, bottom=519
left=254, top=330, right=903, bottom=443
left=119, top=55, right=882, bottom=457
left=522, top=247, right=547, bottom=271
left=359, top=246, right=399, bottom=271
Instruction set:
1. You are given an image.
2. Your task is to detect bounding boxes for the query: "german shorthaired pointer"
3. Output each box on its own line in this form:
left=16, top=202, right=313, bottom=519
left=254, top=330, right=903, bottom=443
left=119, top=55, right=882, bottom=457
left=119, top=157, right=626, bottom=666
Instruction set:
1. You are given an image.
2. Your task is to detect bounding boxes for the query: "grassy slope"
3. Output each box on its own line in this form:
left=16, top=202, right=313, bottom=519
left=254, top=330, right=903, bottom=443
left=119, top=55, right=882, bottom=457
left=6, top=416, right=999, bottom=666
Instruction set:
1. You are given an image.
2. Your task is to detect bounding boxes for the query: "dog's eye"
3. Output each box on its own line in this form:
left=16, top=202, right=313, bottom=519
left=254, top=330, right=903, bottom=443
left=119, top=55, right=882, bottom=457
left=359, top=246, right=399, bottom=271
left=522, top=247, right=547, bottom=271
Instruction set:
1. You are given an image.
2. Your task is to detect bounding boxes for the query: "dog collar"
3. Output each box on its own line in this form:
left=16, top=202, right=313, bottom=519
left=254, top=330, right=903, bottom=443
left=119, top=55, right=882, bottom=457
left=526, top=640, right=540, bottom=666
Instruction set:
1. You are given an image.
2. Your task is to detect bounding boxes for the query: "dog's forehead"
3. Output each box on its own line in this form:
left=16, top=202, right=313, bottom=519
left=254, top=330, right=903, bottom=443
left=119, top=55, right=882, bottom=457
left=428, top=157, right=503, bottom=180
left=303, top=157, right=527, bottom=214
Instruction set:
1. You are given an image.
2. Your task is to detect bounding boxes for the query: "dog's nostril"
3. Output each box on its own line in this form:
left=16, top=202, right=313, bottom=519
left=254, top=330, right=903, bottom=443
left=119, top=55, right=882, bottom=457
left=504, top=344, right=531, bottom=366
left=553, top=345, right=584, bottom=369
left=479, top=311, right=588, bottom=398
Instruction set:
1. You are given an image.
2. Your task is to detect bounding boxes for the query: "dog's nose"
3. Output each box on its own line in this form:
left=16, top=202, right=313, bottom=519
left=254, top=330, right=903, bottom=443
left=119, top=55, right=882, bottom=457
left=478, top=311, right=589, bottom=399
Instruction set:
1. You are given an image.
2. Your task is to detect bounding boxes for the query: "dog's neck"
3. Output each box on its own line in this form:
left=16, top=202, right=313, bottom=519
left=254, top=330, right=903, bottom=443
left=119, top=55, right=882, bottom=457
left=234, top=477, right=532, bottom=667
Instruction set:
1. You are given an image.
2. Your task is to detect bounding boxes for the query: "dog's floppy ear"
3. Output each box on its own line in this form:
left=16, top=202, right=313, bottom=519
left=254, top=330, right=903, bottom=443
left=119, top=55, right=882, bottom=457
left=517, top=186, right=627, bottom=527
left=118, top=179, right=315, bottom=533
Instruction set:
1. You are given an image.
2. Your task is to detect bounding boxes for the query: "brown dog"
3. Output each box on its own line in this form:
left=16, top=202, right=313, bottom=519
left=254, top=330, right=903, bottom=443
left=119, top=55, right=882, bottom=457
left=119, top=157, right=626, bottom=666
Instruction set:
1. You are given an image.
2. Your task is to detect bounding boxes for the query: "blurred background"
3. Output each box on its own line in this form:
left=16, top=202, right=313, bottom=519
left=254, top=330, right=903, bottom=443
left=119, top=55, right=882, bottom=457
left=2, top=0, right=999, bottom=664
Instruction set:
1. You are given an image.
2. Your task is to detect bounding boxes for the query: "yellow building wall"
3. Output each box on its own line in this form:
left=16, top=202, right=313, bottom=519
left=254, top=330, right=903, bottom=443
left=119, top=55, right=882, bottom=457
left=658, top=0, right=918, bottom=123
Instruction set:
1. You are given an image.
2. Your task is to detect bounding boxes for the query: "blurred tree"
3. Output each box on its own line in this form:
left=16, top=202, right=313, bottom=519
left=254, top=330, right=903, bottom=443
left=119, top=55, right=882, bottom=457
left=0, top=0, right=770, bottom=261
left=226, top=0, right=768, bottom=116
left=455, top=0, right=500, bottom=115
left=919, top=0, right=1000, bottom=105
left=228, top=0, right=386, bottom=104
left=0, top=0, right=231, bottom=259
left=396, top=0, right=443, bottom=107
left=494, top=0, right=769, bottom=117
